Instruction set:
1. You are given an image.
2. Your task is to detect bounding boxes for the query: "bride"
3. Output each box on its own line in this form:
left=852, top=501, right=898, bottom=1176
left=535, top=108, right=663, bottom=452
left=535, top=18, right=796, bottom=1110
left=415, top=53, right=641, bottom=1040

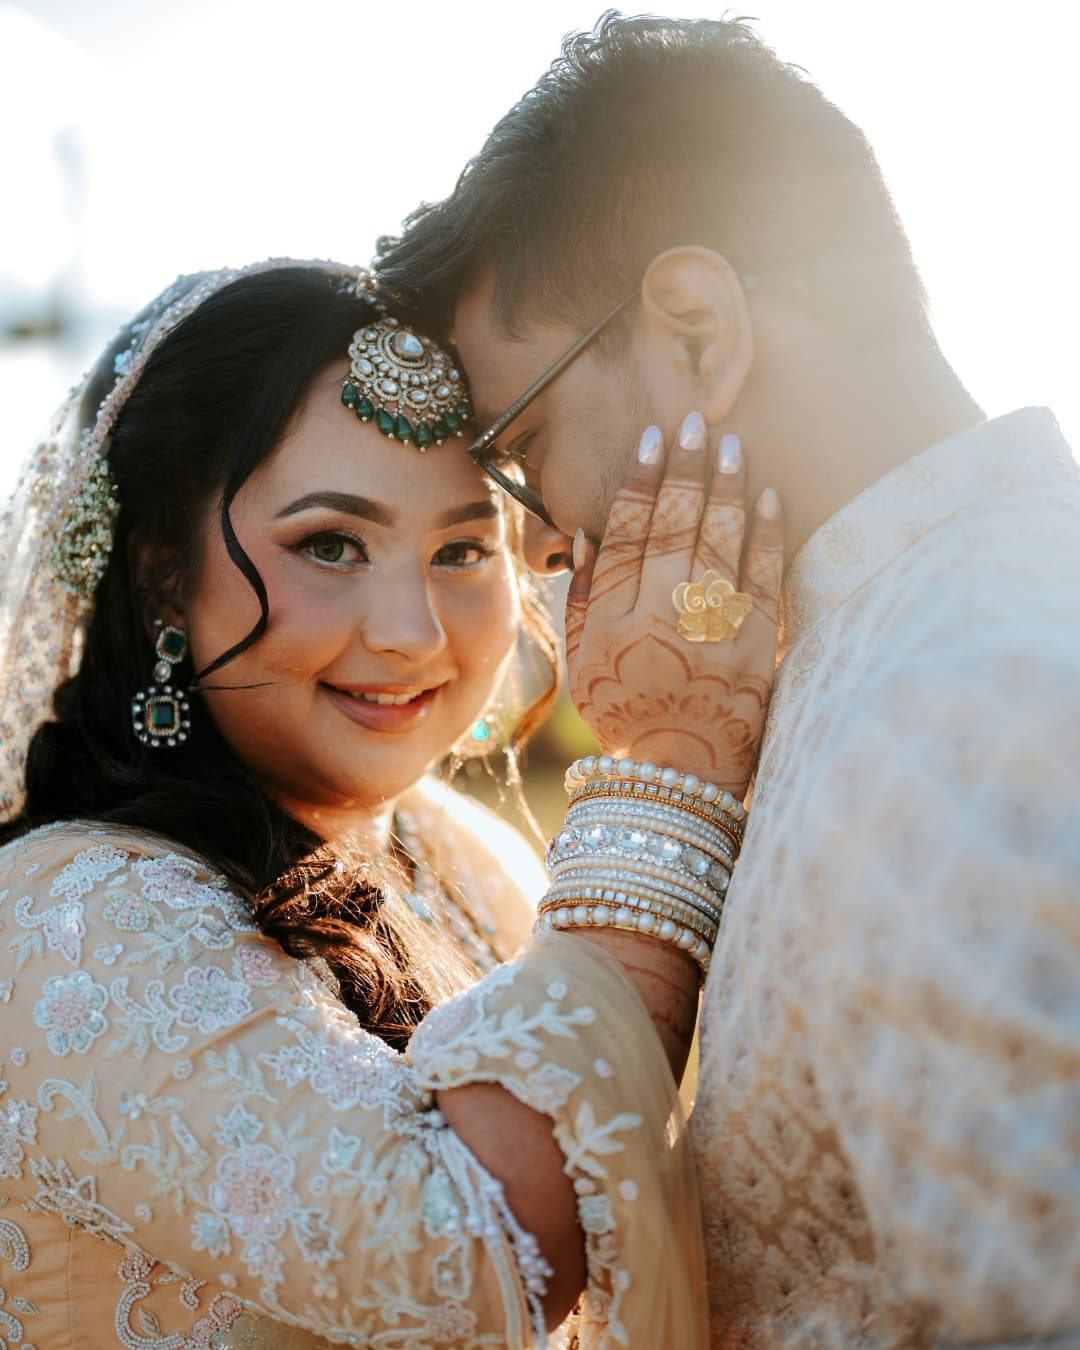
left=0, top=258, right=781, bottom=1347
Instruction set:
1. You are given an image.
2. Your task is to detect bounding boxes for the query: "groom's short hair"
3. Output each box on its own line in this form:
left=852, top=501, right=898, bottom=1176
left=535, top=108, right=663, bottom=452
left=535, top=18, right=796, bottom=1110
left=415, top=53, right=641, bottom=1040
left=377, top=12, right=929, bottom=343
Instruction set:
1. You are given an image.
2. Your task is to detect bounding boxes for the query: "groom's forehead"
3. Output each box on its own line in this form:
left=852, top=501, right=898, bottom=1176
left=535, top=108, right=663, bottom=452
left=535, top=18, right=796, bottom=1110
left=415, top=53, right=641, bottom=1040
left=452, top=270, right=574, bottom=426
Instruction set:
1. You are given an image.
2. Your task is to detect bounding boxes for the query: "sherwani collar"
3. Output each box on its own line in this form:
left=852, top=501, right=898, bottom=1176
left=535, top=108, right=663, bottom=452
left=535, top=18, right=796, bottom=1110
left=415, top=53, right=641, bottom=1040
left=779, top=407, right=1076, bottom=659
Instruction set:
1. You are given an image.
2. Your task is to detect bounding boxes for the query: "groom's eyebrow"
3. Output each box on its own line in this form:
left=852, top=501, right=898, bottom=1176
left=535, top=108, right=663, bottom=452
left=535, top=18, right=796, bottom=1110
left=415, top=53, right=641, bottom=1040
left=275, top=491, right=395, bottom=527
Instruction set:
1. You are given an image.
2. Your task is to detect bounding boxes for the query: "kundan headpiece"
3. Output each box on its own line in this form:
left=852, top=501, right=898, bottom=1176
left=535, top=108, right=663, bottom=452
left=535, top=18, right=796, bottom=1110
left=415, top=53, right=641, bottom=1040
left=341, top=316, right=471, bottom=448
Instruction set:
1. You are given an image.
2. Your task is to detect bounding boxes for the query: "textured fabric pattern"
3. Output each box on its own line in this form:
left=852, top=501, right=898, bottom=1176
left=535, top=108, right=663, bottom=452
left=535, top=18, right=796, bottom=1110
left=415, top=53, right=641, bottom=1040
left=692, top=409, right=1080, bottom=1348
left=0, top=808, right=704, bottom=1346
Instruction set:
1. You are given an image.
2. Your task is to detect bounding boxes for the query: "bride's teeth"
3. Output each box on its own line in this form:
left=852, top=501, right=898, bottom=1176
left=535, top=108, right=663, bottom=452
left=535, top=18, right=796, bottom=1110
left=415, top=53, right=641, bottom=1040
left=349, top=691, right=419, bottom=705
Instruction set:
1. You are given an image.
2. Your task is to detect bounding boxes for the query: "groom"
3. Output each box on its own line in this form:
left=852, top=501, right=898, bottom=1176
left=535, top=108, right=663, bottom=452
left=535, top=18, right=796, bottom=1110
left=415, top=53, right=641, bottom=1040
left=378, top=14, right=1080, bottom=1347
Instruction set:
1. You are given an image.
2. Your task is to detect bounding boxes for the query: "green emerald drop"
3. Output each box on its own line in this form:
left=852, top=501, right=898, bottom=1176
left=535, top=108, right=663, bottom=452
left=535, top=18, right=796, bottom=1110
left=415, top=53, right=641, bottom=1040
left=395, top=414, right=414, bottom=443
left=159, top=629, right=186, bottom=659
left=444, top=411, right=462, bottom=433
left=455, top=401, right=471, bottom=420
left=415, top=421, right=434, bottom=449
left=376, top=408, right=396, bottom=437
left=341, top=382, right=359, bottom=409
left=150, top=700, right=178, bottom=731
left=356, top=396, right=374, bottom=421
left=432, top=418, right=448, bottom=444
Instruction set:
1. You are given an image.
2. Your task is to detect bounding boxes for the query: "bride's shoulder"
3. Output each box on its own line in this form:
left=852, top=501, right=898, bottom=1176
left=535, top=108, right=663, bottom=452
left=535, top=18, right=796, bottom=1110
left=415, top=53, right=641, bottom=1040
left=0, top=819, right=231, bottom=896
left=401, top=778, right=547, bottom=942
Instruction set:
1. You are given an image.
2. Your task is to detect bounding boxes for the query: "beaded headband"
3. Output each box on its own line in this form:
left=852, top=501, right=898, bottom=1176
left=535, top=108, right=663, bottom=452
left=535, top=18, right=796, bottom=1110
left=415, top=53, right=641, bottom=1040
left=340, top=317, right=472, bottom=449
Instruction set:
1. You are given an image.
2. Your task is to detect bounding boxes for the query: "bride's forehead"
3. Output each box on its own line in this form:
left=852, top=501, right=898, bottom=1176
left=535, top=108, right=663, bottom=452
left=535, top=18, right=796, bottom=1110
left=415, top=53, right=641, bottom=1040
left=249, top=381, right=497, bottom=518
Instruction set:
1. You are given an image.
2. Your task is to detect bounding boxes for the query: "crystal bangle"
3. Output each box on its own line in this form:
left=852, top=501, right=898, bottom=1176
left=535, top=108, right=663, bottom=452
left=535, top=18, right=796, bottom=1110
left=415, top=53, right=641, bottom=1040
left=556, top=803, right=737, bottom=870
left=566, top=778, right=744, bottom=849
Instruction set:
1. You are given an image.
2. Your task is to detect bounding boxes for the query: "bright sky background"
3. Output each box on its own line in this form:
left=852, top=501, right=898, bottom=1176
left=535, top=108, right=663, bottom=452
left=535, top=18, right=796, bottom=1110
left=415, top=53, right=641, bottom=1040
left=2, top=0, right=1078, bottom=485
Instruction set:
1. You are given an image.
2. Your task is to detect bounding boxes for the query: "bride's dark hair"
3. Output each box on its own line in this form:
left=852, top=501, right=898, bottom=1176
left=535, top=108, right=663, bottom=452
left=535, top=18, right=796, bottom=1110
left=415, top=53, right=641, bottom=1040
left=1, top=268, right=558, bottom=1049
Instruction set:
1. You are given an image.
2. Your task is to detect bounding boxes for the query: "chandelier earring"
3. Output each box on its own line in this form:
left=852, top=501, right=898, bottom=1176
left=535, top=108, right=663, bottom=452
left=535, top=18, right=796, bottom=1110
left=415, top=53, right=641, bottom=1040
left=131, top=621, right=192, bottom=749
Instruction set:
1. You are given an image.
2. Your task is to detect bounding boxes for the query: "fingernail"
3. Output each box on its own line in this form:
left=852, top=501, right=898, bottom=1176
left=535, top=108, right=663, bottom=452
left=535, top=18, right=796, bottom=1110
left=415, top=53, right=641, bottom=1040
left=572, top=528, right=587, bottom=570
left=677, top=410, right=707, bottom=452
left=637, top=424, right=664, bottom=465
left=759, top=488, right=780, bottom=519
left=718, top=433, right=742, bottom=475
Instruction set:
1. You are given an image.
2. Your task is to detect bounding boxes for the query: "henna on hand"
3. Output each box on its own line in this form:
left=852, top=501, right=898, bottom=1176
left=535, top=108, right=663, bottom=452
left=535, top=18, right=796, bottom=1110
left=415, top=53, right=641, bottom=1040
left=566, top=419, right=784, bottom=795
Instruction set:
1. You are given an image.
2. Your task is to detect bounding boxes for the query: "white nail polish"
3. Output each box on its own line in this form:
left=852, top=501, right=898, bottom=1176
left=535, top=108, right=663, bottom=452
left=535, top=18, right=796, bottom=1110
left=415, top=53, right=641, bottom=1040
left=572, top=528, right=587, bottom=570
left=759, top=488, right=780, bottom=519
left=637, top=424, right=664, bottom=465
left=719, top=434, right=742, bottom=475
left=677, top=410, right=707, bottom=452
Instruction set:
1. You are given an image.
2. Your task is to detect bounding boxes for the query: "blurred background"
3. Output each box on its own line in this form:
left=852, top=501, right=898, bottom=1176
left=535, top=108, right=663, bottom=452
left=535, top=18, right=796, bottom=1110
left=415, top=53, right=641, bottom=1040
left=3, top=0, right=1078, bottom=843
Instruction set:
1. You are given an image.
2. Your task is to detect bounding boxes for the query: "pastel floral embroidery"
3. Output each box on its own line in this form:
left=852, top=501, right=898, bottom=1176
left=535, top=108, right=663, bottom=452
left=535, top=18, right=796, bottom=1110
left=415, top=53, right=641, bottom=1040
left=33, top=970, right=110, bottom=1055
left=232, top=945, right=279, bottom=986
left=49, top=844, right=128, bottom=901
left=134, top=854, right=229, bottom=911
left=169, top=965, right=252, bottom=1034
left=210, top=1142, right=298, bottom=1242
left=44, top=900, right=86, bottom=965
left=11, top=894, right=86, bottom=968
left=428, top=1301, right=478, bottom=1341
left=102, top=885, right=155, bottom=932
left=309, top=1040, right=402, bottom=1111
left=0, top=1097, right=38, bottom=1179
left=31, top=1158, right=133, bottom=1242
left=514, top=1063, right=582, bottom=1113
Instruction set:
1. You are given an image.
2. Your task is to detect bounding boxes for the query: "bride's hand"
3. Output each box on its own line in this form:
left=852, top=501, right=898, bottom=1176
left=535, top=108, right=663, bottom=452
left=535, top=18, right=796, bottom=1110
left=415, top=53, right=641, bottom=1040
left=565, top=412, right=783, bottom=799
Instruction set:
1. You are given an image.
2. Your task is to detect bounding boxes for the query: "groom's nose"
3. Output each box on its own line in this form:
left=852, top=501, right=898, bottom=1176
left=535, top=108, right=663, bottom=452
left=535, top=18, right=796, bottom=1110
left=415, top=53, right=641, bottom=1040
left=522, top=513, right=574, bottom=575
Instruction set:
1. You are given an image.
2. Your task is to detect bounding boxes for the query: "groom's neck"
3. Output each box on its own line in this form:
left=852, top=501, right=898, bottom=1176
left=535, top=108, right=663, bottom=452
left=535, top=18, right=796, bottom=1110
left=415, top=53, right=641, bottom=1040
left=743, top=318, right=984, bottom=563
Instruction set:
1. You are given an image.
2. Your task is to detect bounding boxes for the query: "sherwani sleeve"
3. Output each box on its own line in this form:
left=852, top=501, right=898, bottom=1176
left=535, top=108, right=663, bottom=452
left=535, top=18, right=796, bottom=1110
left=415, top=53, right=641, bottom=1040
left=0, top=825, right=704, bottom=1347
left=791, top=633, right=1080, bottom=1342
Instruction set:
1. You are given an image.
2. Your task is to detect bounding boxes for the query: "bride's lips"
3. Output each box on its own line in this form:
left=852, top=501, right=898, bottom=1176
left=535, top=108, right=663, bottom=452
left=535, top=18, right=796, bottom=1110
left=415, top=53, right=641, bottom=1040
left=321, top=682, right=443, bottom=733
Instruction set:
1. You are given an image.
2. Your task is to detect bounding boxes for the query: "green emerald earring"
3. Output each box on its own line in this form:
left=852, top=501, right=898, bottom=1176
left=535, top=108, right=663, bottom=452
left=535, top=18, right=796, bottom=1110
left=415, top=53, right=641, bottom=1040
left=340, top=317, right=472, bottom=450
left=132, top=622, right=192, bottom=749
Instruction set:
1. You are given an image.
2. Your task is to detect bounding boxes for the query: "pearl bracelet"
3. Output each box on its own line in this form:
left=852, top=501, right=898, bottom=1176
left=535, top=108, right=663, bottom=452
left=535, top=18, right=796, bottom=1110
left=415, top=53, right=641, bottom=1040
left=566, top=756, right=748, bottom=827
left=547, top=855, right=726, bottom=922
left=537, top=900, right=714, bottom=971
left=541, top=882, right=720, bottom=937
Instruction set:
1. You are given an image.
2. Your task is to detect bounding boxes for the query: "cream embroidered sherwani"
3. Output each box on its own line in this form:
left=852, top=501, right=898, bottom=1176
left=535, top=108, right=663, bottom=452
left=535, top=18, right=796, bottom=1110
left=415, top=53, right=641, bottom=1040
left=692, top=409, right=1080, bottom=1348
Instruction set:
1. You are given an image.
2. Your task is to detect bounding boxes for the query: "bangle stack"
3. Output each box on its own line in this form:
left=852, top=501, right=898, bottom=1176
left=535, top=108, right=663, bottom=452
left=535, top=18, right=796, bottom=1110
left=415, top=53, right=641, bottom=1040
left=536, top=757, right=748, bottom=974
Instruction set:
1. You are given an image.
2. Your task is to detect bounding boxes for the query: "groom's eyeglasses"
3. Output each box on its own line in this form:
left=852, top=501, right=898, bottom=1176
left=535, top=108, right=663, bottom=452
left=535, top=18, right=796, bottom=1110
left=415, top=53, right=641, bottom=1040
left=467, top=291, right=639, bottom=529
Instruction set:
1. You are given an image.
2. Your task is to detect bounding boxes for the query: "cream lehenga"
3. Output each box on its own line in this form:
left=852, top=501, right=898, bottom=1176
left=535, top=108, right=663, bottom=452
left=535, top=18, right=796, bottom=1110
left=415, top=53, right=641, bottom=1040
left=0, top=259, right=706, bottom=1348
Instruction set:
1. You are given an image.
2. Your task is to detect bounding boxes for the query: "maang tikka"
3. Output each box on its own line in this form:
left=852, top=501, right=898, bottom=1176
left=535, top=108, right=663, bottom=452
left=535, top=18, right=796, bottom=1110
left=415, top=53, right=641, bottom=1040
left=131, top=622, right=192, bottom=749
left=341, top=317, right=472, bottom=449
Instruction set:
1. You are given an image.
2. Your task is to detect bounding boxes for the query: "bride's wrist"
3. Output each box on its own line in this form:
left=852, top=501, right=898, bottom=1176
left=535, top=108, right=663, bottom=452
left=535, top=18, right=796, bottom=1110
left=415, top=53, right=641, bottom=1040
left=536, top=754, right=749, bottom=981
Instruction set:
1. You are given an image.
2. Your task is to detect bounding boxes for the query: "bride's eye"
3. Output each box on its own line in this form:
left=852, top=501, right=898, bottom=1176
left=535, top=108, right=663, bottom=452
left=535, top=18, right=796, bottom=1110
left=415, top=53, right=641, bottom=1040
left=297, top=531, right=367, bottom=567
left=433, top=540, right=495, bottom=568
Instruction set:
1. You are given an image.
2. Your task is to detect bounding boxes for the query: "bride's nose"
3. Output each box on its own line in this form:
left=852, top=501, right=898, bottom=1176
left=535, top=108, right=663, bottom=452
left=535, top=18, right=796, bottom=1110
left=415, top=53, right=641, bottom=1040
left=361, top=569, right=447, bottom=660
left=522, top=513, right=574, bottom=575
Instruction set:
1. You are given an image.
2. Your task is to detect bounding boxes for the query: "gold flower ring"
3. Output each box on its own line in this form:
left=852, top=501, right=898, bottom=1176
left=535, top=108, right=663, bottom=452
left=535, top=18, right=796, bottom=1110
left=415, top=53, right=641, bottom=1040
left=672, top=570, right=754, bottom=643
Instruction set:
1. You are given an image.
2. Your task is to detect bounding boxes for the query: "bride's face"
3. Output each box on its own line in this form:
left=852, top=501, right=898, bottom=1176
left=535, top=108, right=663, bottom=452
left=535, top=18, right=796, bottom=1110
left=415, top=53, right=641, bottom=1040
left=182, top=366, right=520, bottom=824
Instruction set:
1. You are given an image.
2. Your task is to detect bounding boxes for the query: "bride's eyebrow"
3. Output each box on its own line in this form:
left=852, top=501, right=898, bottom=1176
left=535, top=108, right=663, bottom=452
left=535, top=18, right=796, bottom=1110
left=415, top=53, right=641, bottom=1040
left=437, top=501, right=500, bottom=528
left=274, top=491, right=394, bottom=526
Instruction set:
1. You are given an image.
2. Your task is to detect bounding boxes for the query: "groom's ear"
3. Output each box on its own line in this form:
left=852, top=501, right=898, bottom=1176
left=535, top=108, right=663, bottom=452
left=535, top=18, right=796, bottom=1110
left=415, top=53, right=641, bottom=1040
left=637, top=246, right=753, bottom=421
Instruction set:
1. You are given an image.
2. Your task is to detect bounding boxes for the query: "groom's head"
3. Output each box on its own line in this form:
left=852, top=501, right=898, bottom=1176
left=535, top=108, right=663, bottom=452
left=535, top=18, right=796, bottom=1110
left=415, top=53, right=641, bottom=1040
left=379, top=13, right=929, bottom=558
